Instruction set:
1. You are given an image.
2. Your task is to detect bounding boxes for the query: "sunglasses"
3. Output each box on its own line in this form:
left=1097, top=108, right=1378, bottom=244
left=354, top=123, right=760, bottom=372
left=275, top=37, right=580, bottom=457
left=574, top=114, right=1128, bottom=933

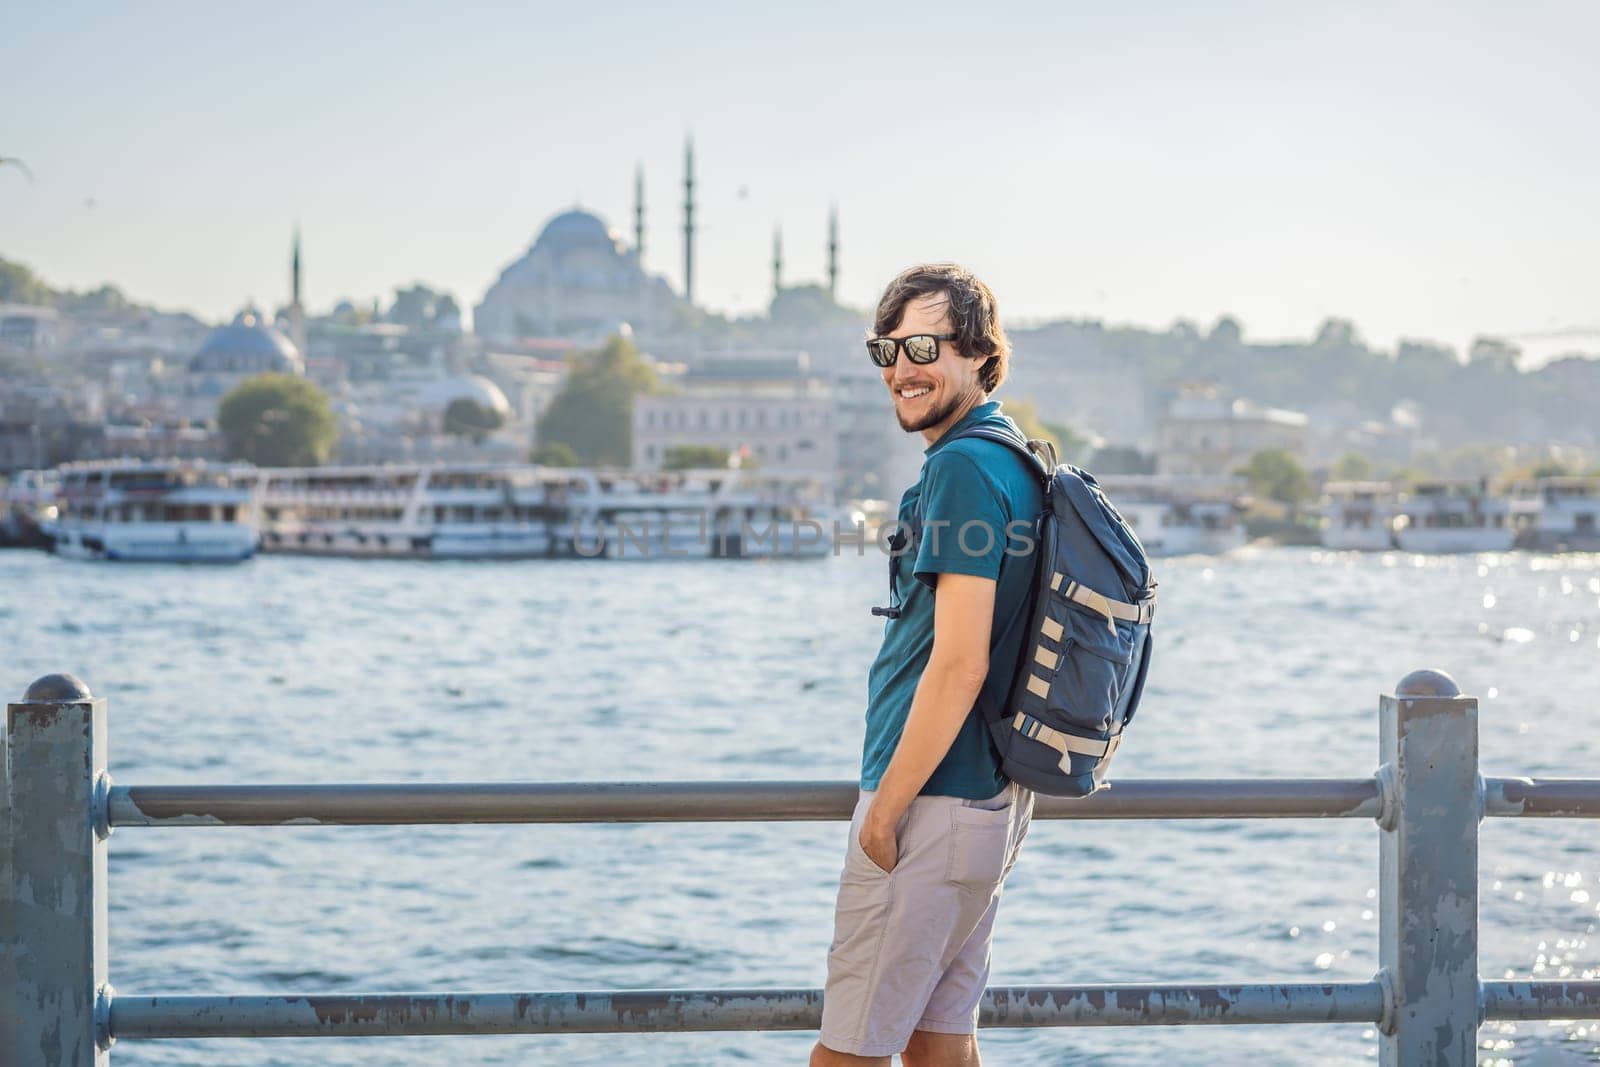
left=866, top=333, right=957, bottom=368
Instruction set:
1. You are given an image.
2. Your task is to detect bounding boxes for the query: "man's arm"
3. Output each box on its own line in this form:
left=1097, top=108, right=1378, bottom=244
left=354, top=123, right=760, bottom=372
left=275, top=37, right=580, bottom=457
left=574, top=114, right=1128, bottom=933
left=859, top=571, right=995, bottom=872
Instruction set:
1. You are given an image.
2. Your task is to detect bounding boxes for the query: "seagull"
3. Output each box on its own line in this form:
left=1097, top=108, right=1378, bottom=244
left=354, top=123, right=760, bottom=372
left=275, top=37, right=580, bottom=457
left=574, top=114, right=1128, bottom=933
left=0, top=156, right=34, bottom=183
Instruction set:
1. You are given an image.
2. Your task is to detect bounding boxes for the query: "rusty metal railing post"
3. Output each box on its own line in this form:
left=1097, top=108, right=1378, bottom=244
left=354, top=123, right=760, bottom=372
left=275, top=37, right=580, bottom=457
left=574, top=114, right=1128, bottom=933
left=1376, top=669, right=1480, bottom=1065
left=3, top=674, right=113, bottom=1065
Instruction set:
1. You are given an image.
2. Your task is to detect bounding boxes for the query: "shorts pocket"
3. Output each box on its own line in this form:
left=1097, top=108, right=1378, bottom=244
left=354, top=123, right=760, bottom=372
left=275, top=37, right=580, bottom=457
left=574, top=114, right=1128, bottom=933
left=944, top=802, right=1013, bottom=891
left=846, top=815, right=894, bottom=879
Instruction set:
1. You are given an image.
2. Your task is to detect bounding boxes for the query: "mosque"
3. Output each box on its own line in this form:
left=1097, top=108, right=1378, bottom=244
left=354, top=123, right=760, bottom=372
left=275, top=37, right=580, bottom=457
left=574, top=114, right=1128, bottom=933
left=474, top=140, right=841, bottom=343
left=473, top=208, right=680, bottom=343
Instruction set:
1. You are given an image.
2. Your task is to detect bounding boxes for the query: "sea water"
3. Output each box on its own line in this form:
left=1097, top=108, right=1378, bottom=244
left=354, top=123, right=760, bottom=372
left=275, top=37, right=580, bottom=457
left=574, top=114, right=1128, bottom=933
left=4, top=546, right=1599, bottom=1065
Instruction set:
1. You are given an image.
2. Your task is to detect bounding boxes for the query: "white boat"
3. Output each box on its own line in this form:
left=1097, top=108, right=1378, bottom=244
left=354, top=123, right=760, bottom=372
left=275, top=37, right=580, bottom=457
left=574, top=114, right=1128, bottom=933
left=1393, top=482, right=1518, bottom=553
left=589, top=471, right=837, bottom=560
left=1524, top=476, right=1600, bottom=552
left=251, top=464, right=576, bottom=558
left=1317, top=481, right=1396, bottom=551
left=52, top=460, right=259, bottom=563
left=1095, top=475, right=1247, bottom=556
left=248, top=463, right=836, bottom=561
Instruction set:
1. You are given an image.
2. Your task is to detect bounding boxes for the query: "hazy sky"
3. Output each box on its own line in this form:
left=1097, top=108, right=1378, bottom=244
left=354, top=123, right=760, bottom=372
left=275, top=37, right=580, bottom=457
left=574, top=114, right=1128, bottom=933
left=3, top=2, right=1596, bottom=363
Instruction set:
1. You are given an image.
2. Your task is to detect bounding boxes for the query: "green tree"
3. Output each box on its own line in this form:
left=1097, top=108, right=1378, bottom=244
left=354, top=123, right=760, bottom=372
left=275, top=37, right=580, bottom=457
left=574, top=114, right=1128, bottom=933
left=534, top=333, right=663, bottom=465
left=530, top=441, right=579, bottom=466
left=1468, top=336, right=1521, bottom=373
left=58, top=284, right=130, bottom=315
left=1006, top=398, right=1090, bottom=463
left=1330, top=452, right=1374, bottom=481
left=443, top=397, right=504, bottom=441
left=218, top=374, right=338, bottom=467
left=0, top=257, right=52, bottom=305
left=662, top=444, right=730, bottom=470
left=1237, top=448, right=1314, bottom=507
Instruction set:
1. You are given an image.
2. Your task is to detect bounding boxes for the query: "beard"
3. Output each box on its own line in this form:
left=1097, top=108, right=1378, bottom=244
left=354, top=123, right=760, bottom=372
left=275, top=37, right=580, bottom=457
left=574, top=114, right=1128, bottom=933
left=894, top=384, right=982, bottom=434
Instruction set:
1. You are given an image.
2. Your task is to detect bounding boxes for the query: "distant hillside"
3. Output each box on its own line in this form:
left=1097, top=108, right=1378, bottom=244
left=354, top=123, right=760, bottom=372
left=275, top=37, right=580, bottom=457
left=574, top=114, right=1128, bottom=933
left=0, top=254, right=193, bottom=320
left=1013, top=316, right=1599, bottom=451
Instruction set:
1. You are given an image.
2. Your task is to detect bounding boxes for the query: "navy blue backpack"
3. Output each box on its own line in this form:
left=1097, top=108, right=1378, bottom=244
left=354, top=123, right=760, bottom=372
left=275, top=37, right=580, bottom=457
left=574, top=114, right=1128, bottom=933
left=942, top=423, right=1157, bottom=798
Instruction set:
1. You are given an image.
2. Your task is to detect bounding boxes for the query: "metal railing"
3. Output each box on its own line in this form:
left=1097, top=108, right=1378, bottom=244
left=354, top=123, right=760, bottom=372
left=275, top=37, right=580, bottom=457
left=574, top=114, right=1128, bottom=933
left=4, top=668, right=1600, bottom=1064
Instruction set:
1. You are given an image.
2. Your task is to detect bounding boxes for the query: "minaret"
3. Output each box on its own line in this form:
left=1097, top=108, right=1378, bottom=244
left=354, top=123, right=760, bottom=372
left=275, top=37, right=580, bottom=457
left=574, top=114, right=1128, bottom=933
left=289, top=225, right=306, bottom=359
left=633, top=163, right=646, bottom=265
left=772, top=225, right=783, bottom=297
left=827, top=203, right=839, bottom=300
left=683, top=135, right=696, bottom=306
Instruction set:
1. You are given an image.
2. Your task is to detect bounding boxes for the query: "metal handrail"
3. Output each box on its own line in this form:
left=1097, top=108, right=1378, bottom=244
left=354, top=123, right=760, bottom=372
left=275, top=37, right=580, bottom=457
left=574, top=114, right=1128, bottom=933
left=99, top=775, right=1600, bottom=828
left=108, top=982, right=1390, bottom=1039
left=106, top=777, right=1382, bottom=826
left=5, top=668, right=1598, bottom=1065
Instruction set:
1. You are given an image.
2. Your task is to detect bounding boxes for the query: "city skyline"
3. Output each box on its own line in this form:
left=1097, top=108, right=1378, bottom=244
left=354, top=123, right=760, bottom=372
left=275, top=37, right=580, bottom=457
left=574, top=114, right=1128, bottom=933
left=2, top=2, right=1597, bottom=365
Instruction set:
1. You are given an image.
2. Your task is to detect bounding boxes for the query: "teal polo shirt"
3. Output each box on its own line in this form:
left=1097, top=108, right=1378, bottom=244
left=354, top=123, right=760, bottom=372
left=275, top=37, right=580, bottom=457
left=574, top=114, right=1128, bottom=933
left=860, top=399, right=1046, bottom=799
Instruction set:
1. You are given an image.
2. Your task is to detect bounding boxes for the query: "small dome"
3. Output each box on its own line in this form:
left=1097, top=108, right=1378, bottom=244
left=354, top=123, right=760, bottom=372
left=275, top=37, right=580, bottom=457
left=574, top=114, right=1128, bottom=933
left=189, top=309, right=302, bottom=374
left=419, top=374, right=512, bottom=417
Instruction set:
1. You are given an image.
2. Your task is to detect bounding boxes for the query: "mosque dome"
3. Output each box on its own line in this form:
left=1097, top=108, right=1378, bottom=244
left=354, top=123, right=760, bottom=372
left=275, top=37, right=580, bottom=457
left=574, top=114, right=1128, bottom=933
left=418, top=374, right=513, bottom=417
left=189, top=309, right=302, bottom=374
left=533, top=209, right=624, bottom=257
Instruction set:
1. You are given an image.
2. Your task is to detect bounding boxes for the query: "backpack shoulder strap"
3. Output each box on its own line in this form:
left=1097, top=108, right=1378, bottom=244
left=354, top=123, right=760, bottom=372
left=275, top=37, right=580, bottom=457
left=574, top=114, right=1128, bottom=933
left=942, top=423, right=1056, bottom=484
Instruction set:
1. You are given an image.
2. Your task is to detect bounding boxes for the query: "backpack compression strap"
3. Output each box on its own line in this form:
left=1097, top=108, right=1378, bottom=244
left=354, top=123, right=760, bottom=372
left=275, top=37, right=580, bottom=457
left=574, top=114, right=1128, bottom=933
left=1049, top=571, right=1157, bottom=633
left=1012, top=711, right=1124, bottom=778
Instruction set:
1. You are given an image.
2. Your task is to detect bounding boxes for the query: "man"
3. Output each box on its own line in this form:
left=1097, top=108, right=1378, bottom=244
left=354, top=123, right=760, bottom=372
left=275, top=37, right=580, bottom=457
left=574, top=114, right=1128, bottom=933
left=812, top=264, right=1044, bottom=1066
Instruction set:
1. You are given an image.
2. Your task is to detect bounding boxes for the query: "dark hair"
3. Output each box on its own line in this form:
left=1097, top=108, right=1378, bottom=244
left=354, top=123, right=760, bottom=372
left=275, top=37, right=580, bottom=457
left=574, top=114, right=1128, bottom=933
left=872, top=263, right=1010, bottom=393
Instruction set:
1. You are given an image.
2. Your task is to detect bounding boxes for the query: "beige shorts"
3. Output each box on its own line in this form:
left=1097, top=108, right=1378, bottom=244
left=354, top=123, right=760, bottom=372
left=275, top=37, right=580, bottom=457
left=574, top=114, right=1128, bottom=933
left=819, top=781, right=1034, bottom=1058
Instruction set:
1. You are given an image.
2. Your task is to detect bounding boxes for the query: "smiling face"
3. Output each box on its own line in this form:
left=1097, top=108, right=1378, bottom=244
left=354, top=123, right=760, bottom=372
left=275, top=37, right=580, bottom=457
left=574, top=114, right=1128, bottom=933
left=879, top=291, right=988, bottom=444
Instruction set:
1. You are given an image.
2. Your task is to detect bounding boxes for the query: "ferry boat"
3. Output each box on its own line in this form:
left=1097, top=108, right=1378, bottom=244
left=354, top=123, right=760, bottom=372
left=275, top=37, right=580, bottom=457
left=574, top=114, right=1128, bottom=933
left=1392, top=482, right=1520, bottom=554
left=248, top=463, right=837, bottom=561
left=0, top=469, right=59, bottom=549
left=250, top=464, right=512, bottom=558
left=1523, top=476, right=1600, bottom=552
left=1317, top=481, right=1396, bottom=551
left=52, top=460, right=259, bottom=562
left=1095, top=475, right=1247, bottom=556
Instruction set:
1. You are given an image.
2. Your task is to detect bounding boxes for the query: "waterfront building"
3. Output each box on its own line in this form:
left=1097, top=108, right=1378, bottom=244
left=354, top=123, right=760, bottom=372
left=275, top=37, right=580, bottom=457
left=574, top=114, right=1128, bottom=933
left=484, top=350, right=567, bottom=438
left=334, top=364, right=522, bottom=464
left=0, top=303, right=60, bottom=353
left=1156, top=381, right=1308, bottom=478
left=631, top=352, right=836, bottom=482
